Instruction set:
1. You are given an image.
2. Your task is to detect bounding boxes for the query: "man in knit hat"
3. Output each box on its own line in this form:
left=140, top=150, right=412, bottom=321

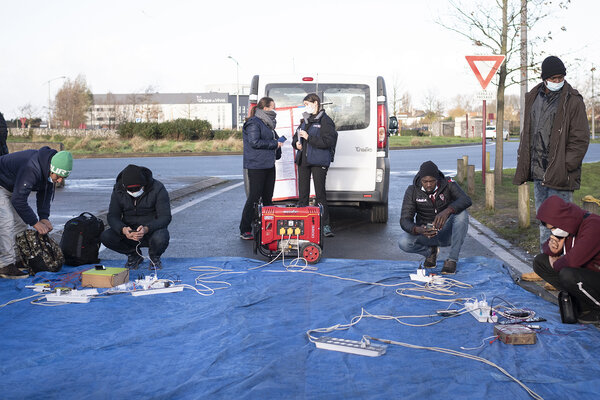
left=514, top=56, right=590, bottom=268
left=0, top=146, right=72, bottom=279
left=398, top=161, right=472, bottom=274
left=101, top=164, right=172, bottom=270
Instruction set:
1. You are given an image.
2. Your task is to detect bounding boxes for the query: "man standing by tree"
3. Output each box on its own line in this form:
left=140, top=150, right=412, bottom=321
left=514, top=56, right=590, bottom=250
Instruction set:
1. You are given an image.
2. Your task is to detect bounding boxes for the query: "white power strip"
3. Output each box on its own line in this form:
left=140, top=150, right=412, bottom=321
left=45, top=288, right=99, bottom=303
left=131, top=286, right=184, bottom=296
left=465, top=300, right=498, bottom=323
left=314, top=336, right=387, bottom=357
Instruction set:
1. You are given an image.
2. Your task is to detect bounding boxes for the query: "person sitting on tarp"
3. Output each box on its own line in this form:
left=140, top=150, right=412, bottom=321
left=534, top=195, right=600, bottom=324
left=0, top=147, right=72, bottom=279
left=398, top=160, right=472, bottom=275
left=101, top=164, right=171, bottom=270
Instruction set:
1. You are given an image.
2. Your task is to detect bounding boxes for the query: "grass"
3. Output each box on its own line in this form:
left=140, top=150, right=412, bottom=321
left=464, top=162, right=600, bottom=255
left=389, top=135, right=482, bottom=147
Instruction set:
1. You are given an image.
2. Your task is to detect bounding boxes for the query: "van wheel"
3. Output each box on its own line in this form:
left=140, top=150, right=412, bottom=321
left=370, top=204, right=388, bottom=223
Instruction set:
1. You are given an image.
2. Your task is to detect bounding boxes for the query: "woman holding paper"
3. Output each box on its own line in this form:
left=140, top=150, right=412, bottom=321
left=292, top=93, right=338, bottom=237
left=239, top=97, right=283, bottom=240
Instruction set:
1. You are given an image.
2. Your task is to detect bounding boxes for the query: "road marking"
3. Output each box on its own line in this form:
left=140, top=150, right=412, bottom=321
left=99, top=181, right=244, bottom=253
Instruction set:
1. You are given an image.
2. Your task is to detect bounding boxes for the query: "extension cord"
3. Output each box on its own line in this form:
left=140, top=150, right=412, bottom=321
left=130, top=286, right=183, bottom=296
left=45, top=288, right=99, bottom=303
left=464, top=300, right=498, bottom=323
left=314, top=336, right=387, bottom=357
left=409, top=269, right=442, bottom=284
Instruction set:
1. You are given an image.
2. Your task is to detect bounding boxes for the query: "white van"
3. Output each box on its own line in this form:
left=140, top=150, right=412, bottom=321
left=246, top=74, right=391, bottom=223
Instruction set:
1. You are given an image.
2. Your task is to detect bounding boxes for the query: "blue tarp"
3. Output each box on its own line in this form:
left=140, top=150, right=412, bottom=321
left=1, top=256, right=599, bottom=400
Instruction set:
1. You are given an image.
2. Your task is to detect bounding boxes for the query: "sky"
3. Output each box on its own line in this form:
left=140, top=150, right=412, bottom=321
left=1, top=0, right=598, bottom=119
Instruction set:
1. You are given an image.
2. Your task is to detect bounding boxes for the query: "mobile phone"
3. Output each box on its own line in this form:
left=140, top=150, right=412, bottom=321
left=94, top=265, right=106, bottom=270
left=426, top=223, right=435, bottom=229
left=278, top=136, right=287, bottom=143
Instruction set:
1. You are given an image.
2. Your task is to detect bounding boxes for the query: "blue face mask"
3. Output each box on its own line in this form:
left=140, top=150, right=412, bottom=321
left=127, top=188, right=144, bottom=198
left=546, top=80, right=564, bottom=92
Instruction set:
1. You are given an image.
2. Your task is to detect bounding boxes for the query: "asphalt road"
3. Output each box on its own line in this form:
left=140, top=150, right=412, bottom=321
left=40, top=141, right=600, bottom=265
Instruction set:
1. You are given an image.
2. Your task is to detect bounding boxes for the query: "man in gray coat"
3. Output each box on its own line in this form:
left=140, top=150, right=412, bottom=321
left=514, top=55, right=590, bottom=250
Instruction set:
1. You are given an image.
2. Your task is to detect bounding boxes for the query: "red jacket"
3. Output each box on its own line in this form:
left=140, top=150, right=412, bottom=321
left=536, top=196, right=600, bottom=272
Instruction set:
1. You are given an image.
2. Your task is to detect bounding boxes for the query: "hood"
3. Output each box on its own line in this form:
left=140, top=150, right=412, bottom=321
left=536, top=195, right=586, bottom=235
left=115, top=164, right=154, bottom=192
left=38, top=146, right=58, bottom=179
left=412, top=161, right=445, bottom=188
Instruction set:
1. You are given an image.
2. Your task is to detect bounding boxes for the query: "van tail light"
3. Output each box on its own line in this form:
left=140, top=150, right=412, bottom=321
left=248, top=102, right=257, bottom=117
left=377, top=103, right=387, bottom=149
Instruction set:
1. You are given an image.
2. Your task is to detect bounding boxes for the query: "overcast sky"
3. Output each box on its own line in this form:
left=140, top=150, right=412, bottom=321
left=1, top=0, right=598, bottom=119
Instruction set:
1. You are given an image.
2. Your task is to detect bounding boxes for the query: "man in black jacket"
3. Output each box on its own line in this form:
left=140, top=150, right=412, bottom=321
left=101, top=165, right=172, bottom=270
left=0, top=112, right=9, bottom=156
left=398, top=161, right=472, bottom=274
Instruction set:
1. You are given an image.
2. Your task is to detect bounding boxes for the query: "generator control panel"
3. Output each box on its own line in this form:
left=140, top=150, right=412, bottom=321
left=277, top=219, right=305, bottom=236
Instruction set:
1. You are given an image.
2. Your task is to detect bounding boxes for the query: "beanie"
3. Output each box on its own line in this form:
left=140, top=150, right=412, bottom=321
left=121, top=164, right=147, bottom=189
left=50, top=151, right=73, bottom=177
left=418, top=161, right=440, bottom=179
left=541, top=56, right=566, bottom=80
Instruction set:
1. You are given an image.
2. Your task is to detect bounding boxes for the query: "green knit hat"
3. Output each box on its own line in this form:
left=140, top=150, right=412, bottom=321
left=50, top=151, right=73, bottom=177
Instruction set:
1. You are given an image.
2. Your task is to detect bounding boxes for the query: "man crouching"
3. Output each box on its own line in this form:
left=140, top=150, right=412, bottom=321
left=101, top=164, right=171, bottom=270
left=398, top=161, right=472, bottom=274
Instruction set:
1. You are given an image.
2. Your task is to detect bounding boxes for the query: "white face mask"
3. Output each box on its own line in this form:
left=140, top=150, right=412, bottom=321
left=551, top=227, right=569, bottom=238
left=48, top=176, right=54, bottom=183
left=127, top=188, right=144, bottom=198
left=546, top=80, right=564, bottom=92
left=304, top=104, right=316, bottom=114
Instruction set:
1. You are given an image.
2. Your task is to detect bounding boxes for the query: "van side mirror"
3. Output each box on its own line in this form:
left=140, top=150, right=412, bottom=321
left=388, top=116, right=398, bottom=135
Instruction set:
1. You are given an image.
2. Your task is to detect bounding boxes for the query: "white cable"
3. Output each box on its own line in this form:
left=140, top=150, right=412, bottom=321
left=0, top=293, right=45, bottom=308
left=577, top=282, right=600, bottom=307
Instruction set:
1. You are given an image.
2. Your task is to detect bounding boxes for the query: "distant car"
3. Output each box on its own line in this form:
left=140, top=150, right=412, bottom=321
left=485, top=125, right=509, bottom=141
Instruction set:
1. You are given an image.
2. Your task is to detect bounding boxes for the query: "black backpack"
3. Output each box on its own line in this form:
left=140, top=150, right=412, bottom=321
left=60, top=212, right=105, bottom=266
left=16, top=230, right=64, bottom=274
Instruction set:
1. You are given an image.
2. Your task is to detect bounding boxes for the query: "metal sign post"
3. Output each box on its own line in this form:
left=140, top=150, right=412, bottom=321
left=465, top=55, right=506, bottom=184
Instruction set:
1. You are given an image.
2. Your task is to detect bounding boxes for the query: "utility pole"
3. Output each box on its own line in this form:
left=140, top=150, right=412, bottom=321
left=228, top=56, right=240, bottom=130
left=45, top=76, right=66, bottom=129
left=519, top=0, right=527, bottom=134
left=592, top=66, right=596, bottom=140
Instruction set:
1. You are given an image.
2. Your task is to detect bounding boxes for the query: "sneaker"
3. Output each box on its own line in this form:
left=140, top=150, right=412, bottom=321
left=323, top=225, right=335, bottom=237
left=423, top=247, right=439, bottom=268
left=149, top=255, right=163, bottom=270
left=125, top=253, right=144, bottom=269
left=240, top=232, right=254, bottom=240
left=441, top=259, right=457, bottom=275
left=0, top=263, right=29, bottom=279
left=577, top=309, right=600, bottom=325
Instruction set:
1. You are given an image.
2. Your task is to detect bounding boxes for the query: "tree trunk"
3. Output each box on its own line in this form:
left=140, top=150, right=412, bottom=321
left=494, top=0, right=509, bottom=185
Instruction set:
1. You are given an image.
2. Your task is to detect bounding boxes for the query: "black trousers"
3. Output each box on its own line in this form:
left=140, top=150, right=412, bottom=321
left=240, top=167, right=276, bottom=233
left=101, top=228, right=170, bottom=257
left=533, top=253, right=600, bottom=312
left=297, top=164, right=330, bottom=226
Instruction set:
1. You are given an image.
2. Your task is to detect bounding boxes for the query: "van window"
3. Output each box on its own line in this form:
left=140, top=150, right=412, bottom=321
left=265, top=83, right=370, bottom=131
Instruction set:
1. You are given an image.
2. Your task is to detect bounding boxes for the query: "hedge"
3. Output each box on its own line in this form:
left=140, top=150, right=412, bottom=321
left=117, top=119, right=213, bottom=140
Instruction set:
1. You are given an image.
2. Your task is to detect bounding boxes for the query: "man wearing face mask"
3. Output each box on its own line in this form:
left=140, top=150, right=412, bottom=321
left=101, top=164, right=172, bottom=270
left=514, top=56, right=590, bottom=254
left=533, top=196, right=600, bottom=324
left=398, top=161, right=472, bottom=274
left=0, top=147, right=72, bottom=279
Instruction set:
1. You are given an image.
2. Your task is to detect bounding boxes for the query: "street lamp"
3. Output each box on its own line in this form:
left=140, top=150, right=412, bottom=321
left=227, top=55, right=240, bottom=130
left=45, top=76, right=66, bottom=129
left=592, top=66, right=596, bottom=140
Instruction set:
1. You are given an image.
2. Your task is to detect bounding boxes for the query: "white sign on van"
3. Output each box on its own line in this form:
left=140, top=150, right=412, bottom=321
left=475, top=90, right=495, bottom=101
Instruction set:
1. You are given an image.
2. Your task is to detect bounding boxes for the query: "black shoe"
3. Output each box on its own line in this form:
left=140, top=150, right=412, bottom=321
left=441, top=259, right=457, bottom=275
left=240, top=232, right=254, bottom=240
left=577, top=309, right=600, bottom=325
left=0, top=263, right=29, bottom=279
left=423, top=247, right=438, bottom=268
left=125, top=253, right=144, bottom=269
left=149, top=255, right=163, bottom=270
left=323, top=225, right=335, bottom=237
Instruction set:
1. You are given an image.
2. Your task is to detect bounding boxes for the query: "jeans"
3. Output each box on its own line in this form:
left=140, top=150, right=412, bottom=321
left=533, top=180, right=573, bottom=251
left=101, top=228, right=170, bottom=257
left=533, top=253, right=600, bottom=312
left=398, top=210, right=469, bottom=261
left=297, top=165, right=330, bottom=226
left=239, top=167, right=276, bottom=233
left=0, top=186, right=28, bottom=267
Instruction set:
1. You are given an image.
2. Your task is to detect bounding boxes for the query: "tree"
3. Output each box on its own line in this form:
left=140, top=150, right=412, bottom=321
left=439, top=0, right=567, bottom=184
left=18, top=103, right=40, bottom=128
left=54, top=75, right=92, bottom=129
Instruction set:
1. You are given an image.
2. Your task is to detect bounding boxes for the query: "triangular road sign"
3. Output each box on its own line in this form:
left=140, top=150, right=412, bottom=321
left=465, top=55, right=506, bottom=90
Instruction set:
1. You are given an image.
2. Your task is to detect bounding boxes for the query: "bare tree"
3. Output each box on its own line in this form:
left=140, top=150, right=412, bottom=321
left=18, top=103, right=40, bottom=128
left=438, top=0, right=568, bottom=183
left=54, top=75, right=92, bottom=129
left=400, top=91, right=412, bottom=114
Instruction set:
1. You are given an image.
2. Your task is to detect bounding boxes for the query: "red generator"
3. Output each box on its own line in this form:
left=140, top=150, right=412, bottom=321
left=254, top=205, right=323, bottom=263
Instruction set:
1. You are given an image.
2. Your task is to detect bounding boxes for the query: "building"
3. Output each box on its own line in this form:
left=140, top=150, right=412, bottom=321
left=89, top=92, right=249, bottom=130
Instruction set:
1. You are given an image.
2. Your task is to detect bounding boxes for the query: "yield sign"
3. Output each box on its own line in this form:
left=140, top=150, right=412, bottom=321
left=465, top=55, right=506, bottom=90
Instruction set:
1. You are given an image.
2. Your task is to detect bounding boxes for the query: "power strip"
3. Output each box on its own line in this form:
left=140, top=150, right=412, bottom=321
left=131, top=286, right=184, bottom=296
left=45, top=288, right=99, bottom=303
left=409, top=269, right=443, bottom=285
left=464, top=300, right=498, bottom=323
left=313, top=336, right=387, bottom=357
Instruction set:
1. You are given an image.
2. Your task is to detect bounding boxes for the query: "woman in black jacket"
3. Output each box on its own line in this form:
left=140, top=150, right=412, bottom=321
left=239, top=97, right=282, bottom=240
left=292, top=93, right=338, bottom=237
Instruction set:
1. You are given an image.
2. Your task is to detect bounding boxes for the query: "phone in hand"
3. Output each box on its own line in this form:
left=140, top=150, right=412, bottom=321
left=278, top=136, right=287, bottom=143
